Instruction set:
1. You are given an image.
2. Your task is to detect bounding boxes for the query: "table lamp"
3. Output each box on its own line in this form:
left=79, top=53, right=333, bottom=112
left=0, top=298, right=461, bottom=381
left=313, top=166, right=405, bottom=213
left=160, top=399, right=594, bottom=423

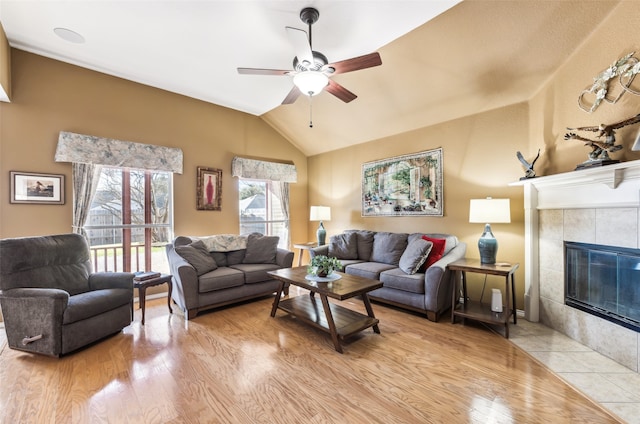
left=469, top=197, right=511, bottom=264
left=310, top=206, right=331, bottom=245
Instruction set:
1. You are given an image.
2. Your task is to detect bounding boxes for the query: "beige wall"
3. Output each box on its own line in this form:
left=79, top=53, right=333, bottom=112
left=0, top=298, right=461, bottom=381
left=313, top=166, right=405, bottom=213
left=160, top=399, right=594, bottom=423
left=529, top=0, right=640, bottom=173
left=306, top=2, right=640, bottom=311
left=308, top=103, right=528, bottom=307
left=0, top=23, right=10, bottom=101
left=0, top=50, right=308, bottom=245
left=3, top=2, right=640, bottom=314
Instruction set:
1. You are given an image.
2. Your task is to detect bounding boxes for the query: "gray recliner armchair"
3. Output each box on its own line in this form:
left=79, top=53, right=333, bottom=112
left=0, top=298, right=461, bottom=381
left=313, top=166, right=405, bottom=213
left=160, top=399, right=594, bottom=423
left=0, top=233, right=134, bottom=356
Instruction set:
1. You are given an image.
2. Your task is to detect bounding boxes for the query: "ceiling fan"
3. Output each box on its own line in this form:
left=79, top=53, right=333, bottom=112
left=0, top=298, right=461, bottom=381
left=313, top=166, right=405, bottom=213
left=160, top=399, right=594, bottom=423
left=237, top=7, right=382, bottom=106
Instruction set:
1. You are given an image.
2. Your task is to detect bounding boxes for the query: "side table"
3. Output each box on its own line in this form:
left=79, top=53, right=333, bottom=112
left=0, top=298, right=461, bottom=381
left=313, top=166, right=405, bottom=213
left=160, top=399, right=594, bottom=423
left=293, top=242, right=318, bottom=266
left=448, top=259, right=519, bottom=338
left=133, top=273, right=173, bottom=325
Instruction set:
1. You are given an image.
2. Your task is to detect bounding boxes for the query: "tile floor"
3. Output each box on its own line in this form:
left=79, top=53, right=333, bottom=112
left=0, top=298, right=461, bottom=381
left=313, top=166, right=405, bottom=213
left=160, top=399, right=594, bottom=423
left=510, top=319, right=640, bottom=424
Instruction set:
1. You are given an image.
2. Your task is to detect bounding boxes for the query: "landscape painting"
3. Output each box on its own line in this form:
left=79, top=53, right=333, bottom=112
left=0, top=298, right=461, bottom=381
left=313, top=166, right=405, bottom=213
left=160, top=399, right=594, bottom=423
left=362, top=148, right=443, bottom=217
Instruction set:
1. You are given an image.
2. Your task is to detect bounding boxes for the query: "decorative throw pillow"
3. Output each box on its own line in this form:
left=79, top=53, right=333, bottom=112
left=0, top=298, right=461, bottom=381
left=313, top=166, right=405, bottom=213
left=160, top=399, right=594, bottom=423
left=370, top=232, right=408, bottom=266
left=243, top=233, right=279, bottom=264
left=399, top=238, right=433, bottom=274
left=420, top=235, right=447, bottom=271
left=328, top=232, right=358, bottom=259
left=175, top=240, right=217, bottom=276
left=345, top=230, right=375, bottom=261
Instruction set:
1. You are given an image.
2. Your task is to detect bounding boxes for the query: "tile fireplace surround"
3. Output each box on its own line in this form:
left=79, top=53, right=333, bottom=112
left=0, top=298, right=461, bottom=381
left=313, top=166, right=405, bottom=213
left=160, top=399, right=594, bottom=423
left=512, top=159, right=640, bottom=372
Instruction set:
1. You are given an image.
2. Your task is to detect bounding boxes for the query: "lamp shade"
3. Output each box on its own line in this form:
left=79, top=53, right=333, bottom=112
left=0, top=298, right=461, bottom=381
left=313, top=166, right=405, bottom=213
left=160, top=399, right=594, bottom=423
left=310, top=206, right=331, bottom=221
left=469, top=198, right=511, bottom=224
left=294, top=71, right=329, bottom=96
left=469, top=198, right=510, bottom=264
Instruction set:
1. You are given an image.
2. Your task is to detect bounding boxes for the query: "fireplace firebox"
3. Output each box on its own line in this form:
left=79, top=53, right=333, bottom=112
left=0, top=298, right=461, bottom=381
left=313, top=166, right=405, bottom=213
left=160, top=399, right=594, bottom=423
left=565, top=242, right=640, bottom=332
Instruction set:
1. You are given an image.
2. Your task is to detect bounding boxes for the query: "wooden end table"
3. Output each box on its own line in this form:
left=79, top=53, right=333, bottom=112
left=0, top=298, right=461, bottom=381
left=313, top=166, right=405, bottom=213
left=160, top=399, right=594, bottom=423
left=133, top=273, right=173, bottom=325
left=448, top=259, right=519, bottom=338
left=268, top=266, right=382, bottom=353
left=293, top=242, right=318, bottom=266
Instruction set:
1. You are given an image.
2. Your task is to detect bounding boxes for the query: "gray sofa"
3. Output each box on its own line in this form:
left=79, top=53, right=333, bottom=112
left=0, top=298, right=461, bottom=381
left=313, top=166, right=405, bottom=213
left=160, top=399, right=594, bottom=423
left=166, top=233, right=294, bottom=319
left=310, top=230, right=466, bottom=321
left=0, top=233, right=134, bottom=356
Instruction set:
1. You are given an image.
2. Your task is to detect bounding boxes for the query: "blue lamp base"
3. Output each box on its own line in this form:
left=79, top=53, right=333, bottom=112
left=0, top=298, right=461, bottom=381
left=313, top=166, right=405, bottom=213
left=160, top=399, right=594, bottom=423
left=478, top=223, right=498, bottom=264
left=317, top=221, right=326, bottom=245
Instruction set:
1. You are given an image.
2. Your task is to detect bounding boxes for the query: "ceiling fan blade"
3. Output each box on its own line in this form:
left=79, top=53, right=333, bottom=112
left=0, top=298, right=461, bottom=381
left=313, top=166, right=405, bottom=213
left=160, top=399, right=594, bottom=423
left=237, top=67, right=292, bottom=76
left=285, top=26, right=313, bottom=68
left=324, top=52, right=382, bottom=75
left=282, top=85, right=301, bottom=104
left=326, top=79, right=357, bottom=103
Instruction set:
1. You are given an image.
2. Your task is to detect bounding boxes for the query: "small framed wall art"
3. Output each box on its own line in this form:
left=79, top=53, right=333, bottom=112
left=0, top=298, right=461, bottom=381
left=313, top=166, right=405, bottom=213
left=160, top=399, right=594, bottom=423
left=196, top=166, right=222, bottom=211
left=10, top=171, right=65, bottom=205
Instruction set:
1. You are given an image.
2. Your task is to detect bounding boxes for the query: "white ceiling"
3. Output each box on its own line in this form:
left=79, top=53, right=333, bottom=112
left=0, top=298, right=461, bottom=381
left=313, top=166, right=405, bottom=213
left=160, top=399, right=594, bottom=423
left=0, top=1, right=622, bottom=156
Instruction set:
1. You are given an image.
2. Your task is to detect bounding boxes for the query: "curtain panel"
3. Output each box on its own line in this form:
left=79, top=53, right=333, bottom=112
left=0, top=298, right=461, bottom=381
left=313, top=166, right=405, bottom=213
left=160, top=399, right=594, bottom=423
left=231, top=157, right=297, bottom=183
left=55, top=131, right=183, bottom=174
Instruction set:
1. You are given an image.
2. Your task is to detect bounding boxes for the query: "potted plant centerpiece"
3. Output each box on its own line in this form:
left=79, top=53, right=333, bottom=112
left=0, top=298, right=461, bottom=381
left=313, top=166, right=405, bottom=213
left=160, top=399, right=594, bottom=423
left=307, top=255, right=342, bottom=278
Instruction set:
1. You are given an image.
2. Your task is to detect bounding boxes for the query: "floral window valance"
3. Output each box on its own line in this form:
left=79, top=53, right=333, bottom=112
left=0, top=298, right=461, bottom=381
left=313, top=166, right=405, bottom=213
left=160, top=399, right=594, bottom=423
left=54, top=131, right=183, bottom=174
left=231, top=156, right=297, bottom=182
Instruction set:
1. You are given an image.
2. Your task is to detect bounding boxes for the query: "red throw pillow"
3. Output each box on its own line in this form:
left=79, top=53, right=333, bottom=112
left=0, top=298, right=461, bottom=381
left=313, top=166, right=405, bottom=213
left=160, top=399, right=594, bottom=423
left=420, top=235, right=446, bottom=271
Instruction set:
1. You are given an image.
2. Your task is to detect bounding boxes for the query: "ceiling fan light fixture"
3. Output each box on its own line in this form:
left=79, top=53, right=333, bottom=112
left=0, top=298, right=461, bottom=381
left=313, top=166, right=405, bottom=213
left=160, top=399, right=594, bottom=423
left=293, top=71, right=328, bottom=96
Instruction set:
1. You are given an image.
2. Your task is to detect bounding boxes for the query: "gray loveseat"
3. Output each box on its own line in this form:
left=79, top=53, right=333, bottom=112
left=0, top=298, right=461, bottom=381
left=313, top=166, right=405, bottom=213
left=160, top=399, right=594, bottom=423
left=166, top=233, right=294, bottom=319
left=0, top=233, right=134, bottom=356
left=310, top=230, right=466, bottom=321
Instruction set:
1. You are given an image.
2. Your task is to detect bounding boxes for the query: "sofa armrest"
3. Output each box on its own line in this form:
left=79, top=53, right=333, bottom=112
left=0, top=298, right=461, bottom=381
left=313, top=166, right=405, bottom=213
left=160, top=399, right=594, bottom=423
left=0, top=288, right=69, bottom=356
left=89, top=272, right=135, bottom=291
left=423, top=242, right=467, bottom=313
left=276, top=248, right=294, bottom=268
left=166, top=246, right=200, bottom=312
left=309, top=245, right=329, bottom=258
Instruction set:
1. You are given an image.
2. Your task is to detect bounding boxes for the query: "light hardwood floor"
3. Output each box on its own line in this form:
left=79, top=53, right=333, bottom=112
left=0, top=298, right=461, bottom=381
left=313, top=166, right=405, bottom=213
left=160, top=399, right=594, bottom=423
left=0, top=288, right=622, bottom=423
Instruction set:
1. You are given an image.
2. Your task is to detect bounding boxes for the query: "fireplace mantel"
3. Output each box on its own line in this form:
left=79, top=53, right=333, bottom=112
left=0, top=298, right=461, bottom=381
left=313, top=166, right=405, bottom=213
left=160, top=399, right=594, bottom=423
left=509, top=159, right=640, bottom=322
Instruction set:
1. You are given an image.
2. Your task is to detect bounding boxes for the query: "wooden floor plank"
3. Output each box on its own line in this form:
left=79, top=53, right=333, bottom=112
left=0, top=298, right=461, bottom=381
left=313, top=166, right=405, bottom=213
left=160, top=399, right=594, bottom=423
left=0, top=294, right=621, bottom=423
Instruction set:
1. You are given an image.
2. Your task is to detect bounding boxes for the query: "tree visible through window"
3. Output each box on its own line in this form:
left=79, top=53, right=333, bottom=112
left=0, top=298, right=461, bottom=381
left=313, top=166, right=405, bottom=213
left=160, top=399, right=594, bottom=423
left=85, top=167, right=173, bottom=273
left=239, top=179, right=288, bottom=248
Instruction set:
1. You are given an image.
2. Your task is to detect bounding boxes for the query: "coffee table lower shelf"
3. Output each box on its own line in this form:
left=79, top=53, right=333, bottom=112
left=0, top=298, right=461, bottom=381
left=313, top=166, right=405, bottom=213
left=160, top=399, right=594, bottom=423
left=277, top=295, right=379, bottom=341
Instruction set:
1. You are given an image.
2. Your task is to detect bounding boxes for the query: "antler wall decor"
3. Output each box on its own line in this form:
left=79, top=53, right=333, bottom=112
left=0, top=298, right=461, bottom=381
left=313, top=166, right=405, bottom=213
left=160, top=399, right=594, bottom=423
left=578, top=52, right=640, bottom=113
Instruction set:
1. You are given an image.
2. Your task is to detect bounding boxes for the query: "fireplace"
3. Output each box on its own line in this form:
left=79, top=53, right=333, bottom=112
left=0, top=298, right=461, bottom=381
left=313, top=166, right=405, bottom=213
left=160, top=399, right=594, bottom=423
left=565, top=241, right=640, bottom=332
left=511, top=159, right=640, bottom=372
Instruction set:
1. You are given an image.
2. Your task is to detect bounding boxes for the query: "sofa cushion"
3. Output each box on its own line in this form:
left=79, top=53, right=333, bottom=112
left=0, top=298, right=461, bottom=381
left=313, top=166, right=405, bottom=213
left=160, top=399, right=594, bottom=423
left=198, top=267, right=245, bottom=292
left=420, top=235, right=447, bottom=270
left=230, top=263, right=281, bottom=284
left=370, top=232, right=408, bottom=266
left=328, top=232, right=358, bottom=259
left=380, top=268, right=425, bottom=294
left=345, top=262, right=397, bottom=280
left=226, top=250, right=246, bottom=266
left=345, top=230, right=375, bottom=261
left=210, top=251, right=228, bottom=267
left=243, top=233, right=278, bottom=264
left=62, top=288, right=133, bottom=324
left=175, top=240, right=218, bottom=276
left=399, top=238, right=433, bottom=274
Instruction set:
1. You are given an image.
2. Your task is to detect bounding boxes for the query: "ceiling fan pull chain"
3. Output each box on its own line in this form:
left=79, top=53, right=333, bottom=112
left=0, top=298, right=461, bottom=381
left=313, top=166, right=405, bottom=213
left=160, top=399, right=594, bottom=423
left=308, top=95, right=314, bottom=128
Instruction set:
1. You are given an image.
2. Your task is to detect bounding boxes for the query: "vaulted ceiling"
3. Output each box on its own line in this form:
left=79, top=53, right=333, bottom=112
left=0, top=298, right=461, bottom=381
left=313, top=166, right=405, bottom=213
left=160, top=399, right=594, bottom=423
left=0, top=1, right=621, bottom=156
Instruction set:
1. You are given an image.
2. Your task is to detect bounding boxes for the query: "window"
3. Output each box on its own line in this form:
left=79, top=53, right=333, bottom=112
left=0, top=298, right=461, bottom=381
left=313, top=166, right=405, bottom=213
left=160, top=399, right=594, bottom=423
left=84, top=167, right=173, bottom=273
left=239, top=179, right=289, bottom=248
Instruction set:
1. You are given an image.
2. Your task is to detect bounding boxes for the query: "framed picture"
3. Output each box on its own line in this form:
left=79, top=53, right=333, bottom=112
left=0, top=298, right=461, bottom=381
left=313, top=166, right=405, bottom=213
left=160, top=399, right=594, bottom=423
left=362, top=148, right=443, bottom=217
left=10, top=171, right=65, bottom=205
left=196, top=166, right=222, bottom=211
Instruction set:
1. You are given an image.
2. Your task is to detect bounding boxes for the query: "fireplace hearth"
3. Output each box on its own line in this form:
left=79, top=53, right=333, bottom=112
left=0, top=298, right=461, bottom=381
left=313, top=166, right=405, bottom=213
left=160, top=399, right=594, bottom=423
left=565, top=241, right=640, bottom=332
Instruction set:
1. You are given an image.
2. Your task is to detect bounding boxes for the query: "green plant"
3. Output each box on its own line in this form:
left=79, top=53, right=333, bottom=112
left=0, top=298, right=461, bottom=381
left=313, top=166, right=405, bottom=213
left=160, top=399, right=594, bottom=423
left=307, top=255, right=343, bottom=277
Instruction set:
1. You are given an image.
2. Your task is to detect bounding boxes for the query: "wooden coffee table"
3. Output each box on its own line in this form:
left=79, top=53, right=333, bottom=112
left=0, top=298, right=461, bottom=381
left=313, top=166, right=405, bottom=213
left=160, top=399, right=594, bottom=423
left=268, top=266, right=382, bottom=353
